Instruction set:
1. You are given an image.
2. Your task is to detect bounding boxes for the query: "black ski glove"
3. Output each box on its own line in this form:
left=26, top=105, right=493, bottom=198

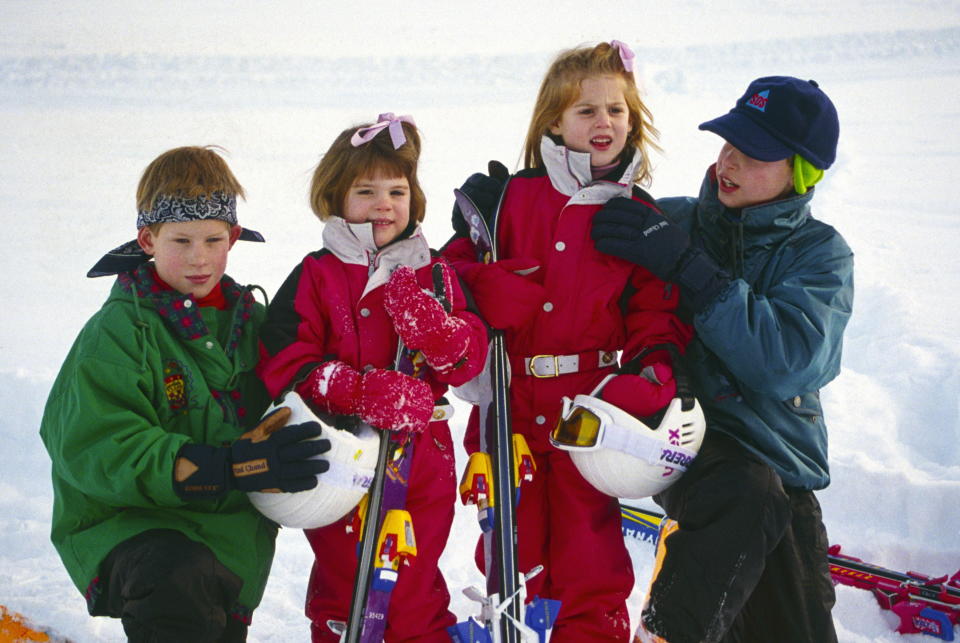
left=592, top=197, right=731, bottom=314
left=174, top=407, right=331, bottom=499
left=451, top=160, right=509, bottom=237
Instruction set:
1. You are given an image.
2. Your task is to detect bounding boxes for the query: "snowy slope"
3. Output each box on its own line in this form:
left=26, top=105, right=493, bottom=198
left=2, top=2, right=959, bottom=641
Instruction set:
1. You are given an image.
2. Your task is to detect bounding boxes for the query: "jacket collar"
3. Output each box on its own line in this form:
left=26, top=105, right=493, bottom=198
left=539, top=136, right=641, bottom=203
left=322, top=217, right=432, bottom=299
left=113, top=263, right=255, bottom=355
left=693, top=165, right=815, bottom=276
left=697, top=164, right=814, bottom=235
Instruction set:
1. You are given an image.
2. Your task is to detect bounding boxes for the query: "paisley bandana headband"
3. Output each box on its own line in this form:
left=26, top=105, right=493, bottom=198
left=88, top=190, right=263, bottom=278
left=136, top=192, right=238, bottom=229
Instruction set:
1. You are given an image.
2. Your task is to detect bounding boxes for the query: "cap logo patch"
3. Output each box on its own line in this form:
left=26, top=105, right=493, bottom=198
left=746, top=89, right=770, bottom=112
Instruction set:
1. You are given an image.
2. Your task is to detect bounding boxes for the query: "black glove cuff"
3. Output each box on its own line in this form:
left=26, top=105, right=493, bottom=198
left=173, top=443, right=232, bottom=500
left=674, top=248, right=731, bottom=314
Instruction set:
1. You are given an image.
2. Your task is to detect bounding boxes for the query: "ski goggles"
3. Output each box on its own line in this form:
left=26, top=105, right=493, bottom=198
left=551, top=386, right=699, bottom=472
left=550, top=375, right=622, bottom=451
left=551, top=397, right=608, bottom=450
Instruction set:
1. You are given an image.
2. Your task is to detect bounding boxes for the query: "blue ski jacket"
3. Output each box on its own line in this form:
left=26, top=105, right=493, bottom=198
left=659, top=166, right=854, bottom=490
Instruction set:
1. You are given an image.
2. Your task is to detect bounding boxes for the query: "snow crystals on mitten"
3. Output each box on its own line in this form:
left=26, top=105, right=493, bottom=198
left=384, top=265, right=470, bottom=373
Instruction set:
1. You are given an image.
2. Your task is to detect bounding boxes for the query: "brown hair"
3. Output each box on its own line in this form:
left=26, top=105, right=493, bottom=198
left=309, top=120, right=426, bottom=223
left=136, top=146, right=245, bottom=213
left=523, top=42, right=661, bottom=185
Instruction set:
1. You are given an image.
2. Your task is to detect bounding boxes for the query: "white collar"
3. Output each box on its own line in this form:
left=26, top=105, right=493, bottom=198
left=538, top=136, right=643, bottom=203
left=322, top=217, right=432, bottom=299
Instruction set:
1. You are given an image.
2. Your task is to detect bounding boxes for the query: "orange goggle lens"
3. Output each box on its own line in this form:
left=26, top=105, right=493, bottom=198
left=551, top=406, right=603, bottom=448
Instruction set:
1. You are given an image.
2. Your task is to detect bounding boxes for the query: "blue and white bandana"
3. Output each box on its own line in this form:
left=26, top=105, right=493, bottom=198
left=88, top=191, right=264, bottom=278
left=136, top=192, right=239, bottom=229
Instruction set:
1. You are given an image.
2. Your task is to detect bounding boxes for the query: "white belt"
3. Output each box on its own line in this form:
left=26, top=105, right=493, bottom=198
left=519, top=350, right=618, bottom=378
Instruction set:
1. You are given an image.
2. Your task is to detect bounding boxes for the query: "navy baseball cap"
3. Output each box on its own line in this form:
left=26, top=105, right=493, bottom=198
left=699, top=76, right=839, bottom=169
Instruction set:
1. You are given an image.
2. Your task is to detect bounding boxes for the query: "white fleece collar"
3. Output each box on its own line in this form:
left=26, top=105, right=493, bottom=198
left=539, top=136, right=643, bottom=204
left=322, top=217, right=432, bottom=299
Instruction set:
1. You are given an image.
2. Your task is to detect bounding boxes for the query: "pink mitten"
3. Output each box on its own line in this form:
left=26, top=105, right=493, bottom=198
left=461, top=258, right=547, bottom=331
left=359, top=368, right=435, bottom=433
left=302, top=360, right=363, bottom=416
left=600, top=363, right=676, bottom=420
left=384, top=265, right=471, bottom=373
left=302, top=361, right=434, bottom=433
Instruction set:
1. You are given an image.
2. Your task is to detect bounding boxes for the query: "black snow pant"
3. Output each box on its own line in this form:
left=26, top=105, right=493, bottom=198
left=640, top=431, right=838, bottom=643
left=96, top=529, right=248, bottom=643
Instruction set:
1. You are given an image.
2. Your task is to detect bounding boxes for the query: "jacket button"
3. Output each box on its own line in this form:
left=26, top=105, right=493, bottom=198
left=555, top=241, right=566, bottom=251
left=543, top=302, right=554, bottom=312
left=184, top=299, right=193, bottom=308
left=535, top=415, right=546, bottom=425
left=360, top=308, right=371, bottom=317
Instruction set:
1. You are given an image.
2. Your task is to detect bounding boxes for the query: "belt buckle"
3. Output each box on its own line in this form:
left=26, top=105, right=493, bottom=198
left=529, top=354, right=559, bottom=378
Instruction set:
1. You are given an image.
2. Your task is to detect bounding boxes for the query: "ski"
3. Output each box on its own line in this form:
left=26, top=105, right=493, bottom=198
left=342, top=263, right=453, bottom=643
left=341, top=349, right=416, bottom=643
left=451, top=188, right=527, bottom=643
left=619, top=503, right=960, bottom=641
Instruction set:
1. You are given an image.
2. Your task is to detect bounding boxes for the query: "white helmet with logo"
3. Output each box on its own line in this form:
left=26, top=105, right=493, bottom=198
left=247, top=392, right=379, bottom=529
left=550, top=359, right=706, bottom=499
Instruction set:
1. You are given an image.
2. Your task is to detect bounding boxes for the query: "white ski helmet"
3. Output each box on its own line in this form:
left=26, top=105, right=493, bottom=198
left=550, top=373, right=706, bottom=499
left=247, top=392, right=380, bottom=529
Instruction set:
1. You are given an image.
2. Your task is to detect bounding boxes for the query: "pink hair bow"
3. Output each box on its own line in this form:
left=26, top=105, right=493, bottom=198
left=609, top=40, right=635, bottom=73
left=350, top=113, right=416, bottom=149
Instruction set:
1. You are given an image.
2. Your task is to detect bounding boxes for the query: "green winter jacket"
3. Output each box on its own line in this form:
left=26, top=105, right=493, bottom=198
left=40, top=264, right=275, bottom=615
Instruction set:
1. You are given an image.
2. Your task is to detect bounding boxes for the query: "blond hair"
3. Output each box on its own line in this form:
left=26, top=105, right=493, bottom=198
left=523, top=42, right=660, bottom=185
left=136, top=146, right=245, bottom=213
left=309, top=120, right=426, bottom=223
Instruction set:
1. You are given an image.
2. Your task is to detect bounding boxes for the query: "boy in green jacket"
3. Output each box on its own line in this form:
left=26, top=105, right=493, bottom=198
left=40, top=146, right=330, bottom=642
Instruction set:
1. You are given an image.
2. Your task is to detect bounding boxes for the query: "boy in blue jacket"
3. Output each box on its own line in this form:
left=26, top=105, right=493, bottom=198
left=592, top=76, right=853, bottom=642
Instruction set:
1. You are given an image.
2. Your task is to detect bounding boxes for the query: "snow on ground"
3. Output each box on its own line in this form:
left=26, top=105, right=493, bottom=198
left=1, top=2, right=959, bottom=640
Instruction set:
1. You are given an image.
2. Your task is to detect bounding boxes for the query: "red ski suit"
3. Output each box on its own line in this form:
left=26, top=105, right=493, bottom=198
left=257, top=218, right=488, bottom=642
left=444, top=138, right=692, bottom=641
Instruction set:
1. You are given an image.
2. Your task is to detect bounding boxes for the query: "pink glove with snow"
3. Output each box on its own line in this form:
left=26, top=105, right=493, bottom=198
left=384, top=264, right=471, bottom=373
left=461, top=258, right=547, bottom=331
left=302, top=360, right=434, bottom=433
left=600, top=362, right=677, bottom=420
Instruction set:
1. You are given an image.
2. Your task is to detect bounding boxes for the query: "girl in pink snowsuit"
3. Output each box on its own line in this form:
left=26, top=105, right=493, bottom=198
left=443, top=42, right=692, bottom=641
left=257, top=114, right=488, bottom=642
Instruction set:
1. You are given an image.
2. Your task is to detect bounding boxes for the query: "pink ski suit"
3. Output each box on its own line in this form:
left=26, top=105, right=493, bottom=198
left=258, top=218, right=488, bottom=642
left=444, top=138, right=692, bottom=641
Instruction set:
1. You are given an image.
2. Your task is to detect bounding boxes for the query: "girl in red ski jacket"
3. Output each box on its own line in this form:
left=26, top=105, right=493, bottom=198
left=443, top=42, right=692, bottom=641
left=257, top=115, right=488, bottom=642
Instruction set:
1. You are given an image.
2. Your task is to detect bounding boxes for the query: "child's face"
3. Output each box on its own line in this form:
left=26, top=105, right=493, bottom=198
left=550, top=74, right=631, bottom=167
left=343, top=173, right=411, bottom=248
left=715, top=142, right=794, bottom=209
left=137, top=219, right=240, bottom=298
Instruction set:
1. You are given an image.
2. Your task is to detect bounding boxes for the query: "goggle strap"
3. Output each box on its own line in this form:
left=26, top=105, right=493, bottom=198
left=595, top=420, right=698, bottom=472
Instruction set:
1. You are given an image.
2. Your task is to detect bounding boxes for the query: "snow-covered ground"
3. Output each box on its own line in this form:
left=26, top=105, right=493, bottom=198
left=2, top=1, right=959, bottom=640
